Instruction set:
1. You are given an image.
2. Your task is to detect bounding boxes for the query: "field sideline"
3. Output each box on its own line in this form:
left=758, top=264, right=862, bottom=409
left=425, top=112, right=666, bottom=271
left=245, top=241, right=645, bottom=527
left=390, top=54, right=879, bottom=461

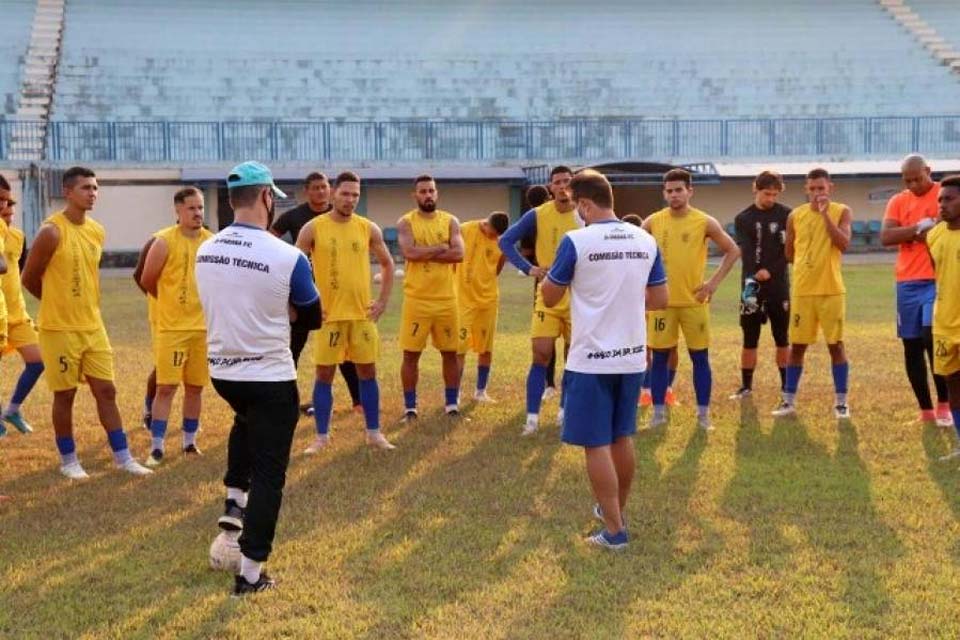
left=2, top=263, right=960, bottom=639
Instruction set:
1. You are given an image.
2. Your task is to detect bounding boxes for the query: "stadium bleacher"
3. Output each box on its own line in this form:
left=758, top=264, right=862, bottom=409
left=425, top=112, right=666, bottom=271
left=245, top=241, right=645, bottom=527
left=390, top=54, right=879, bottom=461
left=912, top=1, right=960, bottom=51
left=0, top=1, right=35, bottom=116
left=50, top=0, right=960, bottom=122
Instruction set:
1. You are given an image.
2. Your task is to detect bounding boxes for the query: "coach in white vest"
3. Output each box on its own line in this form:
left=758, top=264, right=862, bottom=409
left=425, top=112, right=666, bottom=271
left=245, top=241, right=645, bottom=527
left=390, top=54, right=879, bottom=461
left=541, top=169, right=668, bottom=551
left=195, top=161, right=322, bottom=595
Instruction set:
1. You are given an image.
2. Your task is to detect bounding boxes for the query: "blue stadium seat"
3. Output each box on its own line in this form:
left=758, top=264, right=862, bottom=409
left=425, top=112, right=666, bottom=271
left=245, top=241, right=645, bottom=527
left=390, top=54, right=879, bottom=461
left=0, top=1, right=34, bottom=116
left=50, top=0, right=960, bottom=123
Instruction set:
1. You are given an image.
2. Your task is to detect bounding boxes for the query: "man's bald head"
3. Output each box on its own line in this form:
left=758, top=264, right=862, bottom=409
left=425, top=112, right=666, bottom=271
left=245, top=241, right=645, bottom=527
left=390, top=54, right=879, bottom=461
left=900, top=154, right=934, bottom=197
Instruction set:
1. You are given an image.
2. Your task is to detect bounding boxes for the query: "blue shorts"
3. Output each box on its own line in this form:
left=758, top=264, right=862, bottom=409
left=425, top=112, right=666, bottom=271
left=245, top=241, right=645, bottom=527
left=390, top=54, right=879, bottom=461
left=562, top=371, right=643, bottom=447
left=896, top=280, right=936, bottom=339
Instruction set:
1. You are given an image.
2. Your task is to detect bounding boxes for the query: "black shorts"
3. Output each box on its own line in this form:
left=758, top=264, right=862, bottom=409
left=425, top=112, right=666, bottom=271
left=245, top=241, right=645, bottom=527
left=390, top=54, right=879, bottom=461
left=740, top=293, right=790, bottom=348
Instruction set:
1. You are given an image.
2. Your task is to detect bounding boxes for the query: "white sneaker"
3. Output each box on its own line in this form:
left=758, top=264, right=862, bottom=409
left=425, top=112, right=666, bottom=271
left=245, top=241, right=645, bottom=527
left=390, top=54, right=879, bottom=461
left=698, top=415, right=714, bottom=431
left=119, top=458, right=154, bottom=476
left=542, top=386, right=557, bottom=402
left=648, top=411, right=668, bottom=429
left=304, top=435, right=329, bottom=455
left=521, top=417, right=539, bottom=436
left=60, top=461, right=89, bottom=480
left=834, top=404, right=851, bottom=420
left=473, top=390, right=497, bottom=403
left=365, top=431, right=396, bottom=450
left=937, top=415, right=955, bottom=428
left=556, top=408, right=565, bottom=429
left=939, top=446, right=960, bottom=462
left=771, top=401, right=796, bottom=417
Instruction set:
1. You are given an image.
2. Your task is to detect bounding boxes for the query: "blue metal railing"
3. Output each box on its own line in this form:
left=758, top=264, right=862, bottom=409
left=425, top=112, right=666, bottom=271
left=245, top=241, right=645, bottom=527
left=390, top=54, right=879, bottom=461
left=1, top=116, right=959, bottom=163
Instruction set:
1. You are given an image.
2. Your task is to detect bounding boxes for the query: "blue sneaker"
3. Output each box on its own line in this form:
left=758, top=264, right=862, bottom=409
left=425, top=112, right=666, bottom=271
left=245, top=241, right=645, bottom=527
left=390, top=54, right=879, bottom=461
left=4, top=411, right=33, bottom=434
left=586, top=528, right=629, bottom=550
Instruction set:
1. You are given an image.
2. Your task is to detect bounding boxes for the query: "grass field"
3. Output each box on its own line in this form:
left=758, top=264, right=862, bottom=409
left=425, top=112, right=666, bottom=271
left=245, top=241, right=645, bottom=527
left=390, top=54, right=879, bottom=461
left=2, top=263, right=960, bottom=639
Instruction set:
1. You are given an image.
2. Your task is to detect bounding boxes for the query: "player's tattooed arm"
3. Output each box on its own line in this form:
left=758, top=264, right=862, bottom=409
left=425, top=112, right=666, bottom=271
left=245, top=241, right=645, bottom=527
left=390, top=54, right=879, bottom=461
left=132, top=236, right=156, bottom=294
left=785, top=213, right=796, bottom=263
left=368, top=222, right=395, bottom=321
left=431, top=217, right=465, bottom=263
left=696, top=215, right=741, bottom=302
left=139, top=237, right=169, bottom=298
left=823, top=206, right=852, bottom=252
left=21, top=223, right=59, bottom=299
left=294, top=218, right=315, bottom=256
left=397, top=217, right=444, bottom=262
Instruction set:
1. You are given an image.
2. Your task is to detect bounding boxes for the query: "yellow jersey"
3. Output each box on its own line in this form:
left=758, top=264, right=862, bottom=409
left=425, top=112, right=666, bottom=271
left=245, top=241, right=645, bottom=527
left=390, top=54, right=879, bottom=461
left=532, top=201, right=579, bottom=314
left=646, top=207, right=709, bottom=308
left=401, top=209, right=457, bottom=303
left=1, top=223, right=26, bottom=326
left=791, top=202, right=846, bottom=296
left=927, top=222, right=960, bottom=338
left=38, top=211, right=104, bottom=331
left=457, top=220, right=501, bottom=309
left=153, top=225, right=213, bottom=332
left=309, top=214, right=372, bottom=322
left=533, top=201, right=580, bottom=268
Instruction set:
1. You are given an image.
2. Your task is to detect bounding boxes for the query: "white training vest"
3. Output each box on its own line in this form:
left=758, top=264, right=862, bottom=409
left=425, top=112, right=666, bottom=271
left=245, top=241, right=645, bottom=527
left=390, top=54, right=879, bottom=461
left=195, top=224, right=302, bottom=382
left=562, top=221, right=662, bottom=375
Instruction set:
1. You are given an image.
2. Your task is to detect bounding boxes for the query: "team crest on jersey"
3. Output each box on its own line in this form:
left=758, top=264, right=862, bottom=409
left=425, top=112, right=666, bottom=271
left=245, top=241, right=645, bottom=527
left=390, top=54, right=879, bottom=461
left=681, top=233, right=690, bottom=243
left=485, top=249, right=493, bottom=258
left=352, top=241, right=361, bottom=252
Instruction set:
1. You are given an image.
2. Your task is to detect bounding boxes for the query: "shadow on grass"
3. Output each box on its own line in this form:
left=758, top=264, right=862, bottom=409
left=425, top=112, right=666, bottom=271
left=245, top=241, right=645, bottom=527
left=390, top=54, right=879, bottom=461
left=721, top=402, right=904, bottom=631
left=921, top=423, right=960, bottom=561
left=308, top=410, right=562, bottom=638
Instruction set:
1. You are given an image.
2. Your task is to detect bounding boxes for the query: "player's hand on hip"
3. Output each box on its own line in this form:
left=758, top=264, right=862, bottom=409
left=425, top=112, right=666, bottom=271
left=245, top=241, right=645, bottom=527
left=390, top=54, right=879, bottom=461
left=368, top=300, right=386, bottom=321
left=694, top=281, right=716, bottom=303
left=755, top=268, right=771, bottom=282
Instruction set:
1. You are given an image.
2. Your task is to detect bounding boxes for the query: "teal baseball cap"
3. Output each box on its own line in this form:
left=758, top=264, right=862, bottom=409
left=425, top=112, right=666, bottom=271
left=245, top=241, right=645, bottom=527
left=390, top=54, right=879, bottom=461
left=226, top=161, right=287, bottom=198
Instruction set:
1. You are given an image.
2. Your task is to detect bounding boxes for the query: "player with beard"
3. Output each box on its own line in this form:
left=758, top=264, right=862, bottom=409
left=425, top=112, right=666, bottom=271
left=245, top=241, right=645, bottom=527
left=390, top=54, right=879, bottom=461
left=297, top=171, right=396, bottom=452
left=397, top=175, right=465, bottom=419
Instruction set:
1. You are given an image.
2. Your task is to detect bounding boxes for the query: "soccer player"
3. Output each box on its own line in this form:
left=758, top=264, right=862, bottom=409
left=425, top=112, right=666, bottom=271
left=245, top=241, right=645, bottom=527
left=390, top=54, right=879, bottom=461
left=499, top=166, right=580, bottom=436
left=541, top=169, right=667, bottom=549
left=397, top=175, right=464, bottom=419
left=928, top=175, right=960, bottom=458
left=21, top=166, right=152, bottom=478
left=881, top=155, right=951, bottom=426
left=271, top=171, right=362, bottom=416
left=132, top=235, right=158, bottom=430
left=773, top=168, right=853, bottom=419
left=138, top=187, right=214, bottom=465
left=296, top=171, right=396, bottom=452
left=730, top=170, right=792, bottom=399
left=520, top=184, right=561, bottom=400
left=644, top=169, right=740, bottom=430
left=0, top=179, right=42, bottom=436
left=196, top=161, right=322, bottom=596
left=456, top=211, right=509, bottom=402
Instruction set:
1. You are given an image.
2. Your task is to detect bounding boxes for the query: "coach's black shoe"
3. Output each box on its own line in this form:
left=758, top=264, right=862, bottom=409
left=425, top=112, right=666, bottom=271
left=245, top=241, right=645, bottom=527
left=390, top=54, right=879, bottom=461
left=218, top=499, right=244, bottom=532
left=232, top=571, right=276, bottom=597
left=183, top=444, right=202, bottom=456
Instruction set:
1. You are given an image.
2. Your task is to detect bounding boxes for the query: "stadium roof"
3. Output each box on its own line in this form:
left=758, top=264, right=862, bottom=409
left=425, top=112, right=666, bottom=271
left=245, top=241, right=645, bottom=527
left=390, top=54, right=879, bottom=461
left=715, top=159, right=960, bottom=179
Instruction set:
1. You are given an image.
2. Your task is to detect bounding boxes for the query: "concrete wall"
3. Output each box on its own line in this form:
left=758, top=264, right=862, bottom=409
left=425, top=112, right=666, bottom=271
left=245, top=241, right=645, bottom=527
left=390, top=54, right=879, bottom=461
left=9, top=169, right=905, bottom=251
